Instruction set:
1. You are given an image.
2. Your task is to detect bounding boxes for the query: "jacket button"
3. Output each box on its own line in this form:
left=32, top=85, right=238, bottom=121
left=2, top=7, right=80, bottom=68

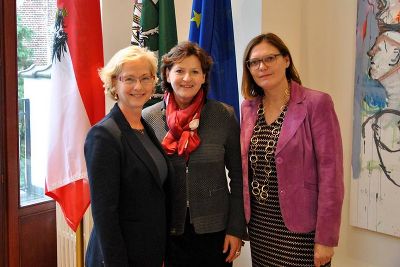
left=276, top=157, right=283, bottom=164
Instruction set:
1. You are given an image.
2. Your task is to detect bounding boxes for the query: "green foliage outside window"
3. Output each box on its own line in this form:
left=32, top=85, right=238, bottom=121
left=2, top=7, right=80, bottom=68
left=17, top=15, right=33, bottom=98
left=17, top=15, right=34, bottom=192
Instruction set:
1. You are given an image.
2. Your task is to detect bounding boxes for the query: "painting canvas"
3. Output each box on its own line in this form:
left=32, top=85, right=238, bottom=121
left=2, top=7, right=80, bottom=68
left=351, top=0, right=400, bottom=237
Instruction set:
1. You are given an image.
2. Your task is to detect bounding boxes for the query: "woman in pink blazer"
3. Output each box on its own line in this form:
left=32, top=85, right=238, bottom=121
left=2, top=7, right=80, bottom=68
left=240, top=33, right=344, bottom=267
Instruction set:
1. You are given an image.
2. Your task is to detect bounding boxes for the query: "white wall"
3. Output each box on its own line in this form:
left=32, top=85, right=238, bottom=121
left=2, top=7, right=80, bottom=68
left=231, top=3, right=262, bottom=266
left=101, top=1, right=400, bottom=266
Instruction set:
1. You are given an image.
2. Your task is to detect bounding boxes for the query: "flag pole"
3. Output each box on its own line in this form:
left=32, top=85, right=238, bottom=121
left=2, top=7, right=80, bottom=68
left=76, top=221, right=84, bottom=267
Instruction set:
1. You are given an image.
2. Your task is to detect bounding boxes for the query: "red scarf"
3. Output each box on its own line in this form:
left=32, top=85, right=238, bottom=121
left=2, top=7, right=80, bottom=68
left=162, top=90, right=204, bottom=161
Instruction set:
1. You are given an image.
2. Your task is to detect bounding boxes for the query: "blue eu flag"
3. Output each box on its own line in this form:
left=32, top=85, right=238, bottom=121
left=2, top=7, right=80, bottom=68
left=189, top=0, right=239, bottom=118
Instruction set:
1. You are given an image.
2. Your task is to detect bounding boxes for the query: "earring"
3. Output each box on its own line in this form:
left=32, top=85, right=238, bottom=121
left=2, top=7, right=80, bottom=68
left=114, top=94, right=118, bottom=100
left=250, top=85, right=256, bottom=96
left=150, top=88, right=156, bottom=100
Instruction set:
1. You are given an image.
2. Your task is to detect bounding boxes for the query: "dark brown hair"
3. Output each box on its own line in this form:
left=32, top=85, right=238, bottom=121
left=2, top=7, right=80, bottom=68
left=241, top=33, right=302, bottom=99
left=160, top=41, right=213, bottom=94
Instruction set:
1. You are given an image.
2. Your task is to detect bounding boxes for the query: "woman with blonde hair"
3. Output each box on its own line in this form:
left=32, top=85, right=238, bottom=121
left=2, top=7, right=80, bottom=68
left=85, top=46, right=172, bottom=267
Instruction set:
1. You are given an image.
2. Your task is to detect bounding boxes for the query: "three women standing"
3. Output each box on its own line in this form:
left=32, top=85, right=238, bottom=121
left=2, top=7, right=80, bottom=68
left=85, top=33, right=344, bottom=267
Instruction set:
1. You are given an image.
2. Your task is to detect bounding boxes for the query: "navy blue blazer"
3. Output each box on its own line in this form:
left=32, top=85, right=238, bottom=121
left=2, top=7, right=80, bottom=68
left=84, top=104, right=172, bottom=267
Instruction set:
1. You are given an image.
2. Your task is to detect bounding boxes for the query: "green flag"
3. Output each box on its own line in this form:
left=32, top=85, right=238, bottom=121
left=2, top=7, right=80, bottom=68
left=131, top=0, right=178, bottom=102
left=132, top=0, right=177, bottom=62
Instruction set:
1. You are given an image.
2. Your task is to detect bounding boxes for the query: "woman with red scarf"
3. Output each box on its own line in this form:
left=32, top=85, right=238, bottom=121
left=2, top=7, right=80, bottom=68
left=143, top=41, right=246, bottom=267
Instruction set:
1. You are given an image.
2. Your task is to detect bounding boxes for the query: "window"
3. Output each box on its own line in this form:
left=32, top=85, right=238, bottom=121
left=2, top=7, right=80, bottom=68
left=17, top=0, right=56, bottom=206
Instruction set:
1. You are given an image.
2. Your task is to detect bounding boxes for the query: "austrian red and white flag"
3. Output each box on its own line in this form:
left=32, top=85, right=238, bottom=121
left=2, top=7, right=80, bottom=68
left=45, top=0, right=104, bottom=231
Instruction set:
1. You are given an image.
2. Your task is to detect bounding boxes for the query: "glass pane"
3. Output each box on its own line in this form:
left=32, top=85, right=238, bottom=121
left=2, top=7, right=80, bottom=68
left=17, top=0, right=56, bottom=206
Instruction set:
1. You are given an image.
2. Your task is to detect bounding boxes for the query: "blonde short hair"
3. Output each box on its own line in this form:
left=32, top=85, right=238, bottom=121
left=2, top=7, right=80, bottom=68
left=99, top=46, right=158, bottom=99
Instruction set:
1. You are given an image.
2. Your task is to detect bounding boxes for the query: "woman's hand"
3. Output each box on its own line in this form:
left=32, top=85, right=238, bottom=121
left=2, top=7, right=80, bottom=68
left=314, top=243, right=334, bottom=267
left=223, top=234, right=242, bottom=263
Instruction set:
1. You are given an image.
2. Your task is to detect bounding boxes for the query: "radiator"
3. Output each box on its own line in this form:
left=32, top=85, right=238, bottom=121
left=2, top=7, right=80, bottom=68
left=56, top=204, right=93, bottom=267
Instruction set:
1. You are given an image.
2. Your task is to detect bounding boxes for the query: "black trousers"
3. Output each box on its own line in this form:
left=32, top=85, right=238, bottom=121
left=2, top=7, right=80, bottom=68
left=165, top=211, right=232, bottom=267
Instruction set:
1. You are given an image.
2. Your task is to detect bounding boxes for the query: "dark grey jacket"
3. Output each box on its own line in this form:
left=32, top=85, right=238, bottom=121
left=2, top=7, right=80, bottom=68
left=85, top=104, right=172, bottom=267
left=143, top=99, right=246, bottom=238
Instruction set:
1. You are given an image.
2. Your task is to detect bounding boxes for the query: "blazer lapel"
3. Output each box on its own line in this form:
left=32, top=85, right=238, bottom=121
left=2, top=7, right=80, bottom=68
left=241, top=98, right=261, bottom=155
left=111, top=105, right=163, bottom=190
left=276, top=82, right=307, bottom=155
left=143, top=119, right=174, bottom=187
left=125, top=129, right=163, bottom=189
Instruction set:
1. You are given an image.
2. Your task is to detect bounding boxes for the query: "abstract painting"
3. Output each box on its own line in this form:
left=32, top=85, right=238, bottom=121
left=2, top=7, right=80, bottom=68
left=351, top=0, right=400, bottom=237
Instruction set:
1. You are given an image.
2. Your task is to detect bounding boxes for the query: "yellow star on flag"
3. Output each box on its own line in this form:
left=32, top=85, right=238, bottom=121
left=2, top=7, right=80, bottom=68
left=191, top=10, right=201, bottom=28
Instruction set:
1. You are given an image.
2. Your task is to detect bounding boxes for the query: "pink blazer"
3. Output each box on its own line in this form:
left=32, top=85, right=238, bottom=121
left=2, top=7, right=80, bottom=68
left=240, top=82, right=344, bottom=246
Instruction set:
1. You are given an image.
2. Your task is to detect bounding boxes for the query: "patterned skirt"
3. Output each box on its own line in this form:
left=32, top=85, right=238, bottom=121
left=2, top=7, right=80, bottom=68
left=248, top=173, right=332, bottom=267
left=248, top=104, right=330, bottom=267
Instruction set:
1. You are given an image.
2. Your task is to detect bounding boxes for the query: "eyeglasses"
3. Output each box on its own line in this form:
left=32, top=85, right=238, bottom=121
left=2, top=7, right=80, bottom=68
left=117, top=75, right=155, bottom=86
left=246, top=54, right=282, bottom=70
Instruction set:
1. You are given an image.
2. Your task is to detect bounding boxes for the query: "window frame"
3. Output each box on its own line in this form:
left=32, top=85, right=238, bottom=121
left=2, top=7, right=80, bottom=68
left=1, top=0, right=57, bottom=266
left=1, top=0, right=20, bottom=264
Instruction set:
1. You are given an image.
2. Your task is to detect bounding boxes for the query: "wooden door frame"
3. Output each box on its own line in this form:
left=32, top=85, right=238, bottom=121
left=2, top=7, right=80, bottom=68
left=2, top=0, right=19, bottom=265
left=1, top=1, right=57, bottom=266
left=0, top=0, right=6, bottom=264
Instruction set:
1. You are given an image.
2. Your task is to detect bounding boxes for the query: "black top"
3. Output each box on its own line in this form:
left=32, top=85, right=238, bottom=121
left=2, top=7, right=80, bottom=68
left=133, top=129, right=168, bottom=184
